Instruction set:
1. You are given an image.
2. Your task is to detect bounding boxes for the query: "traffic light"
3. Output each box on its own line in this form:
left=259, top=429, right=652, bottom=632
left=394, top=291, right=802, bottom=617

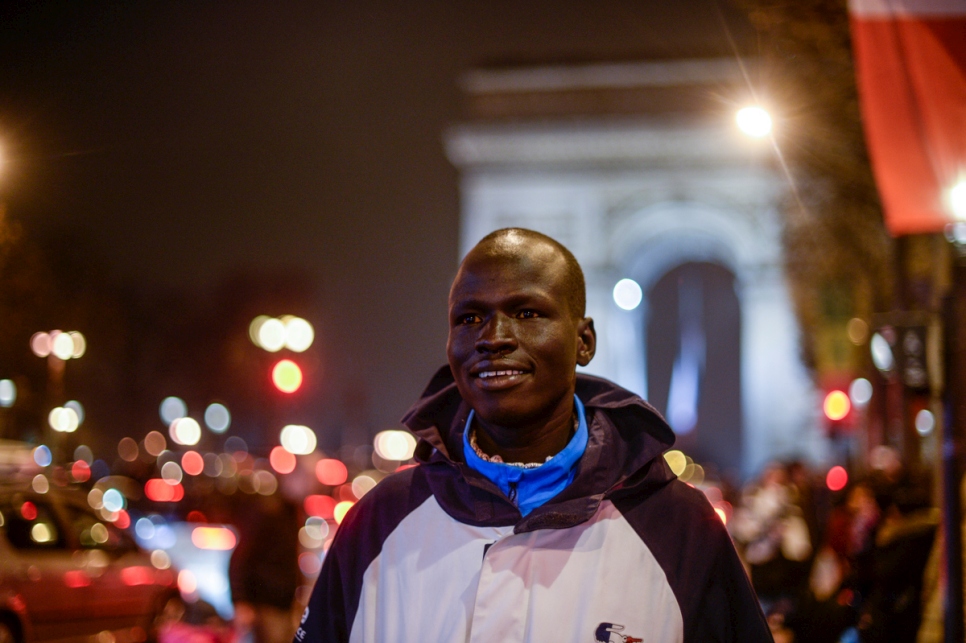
left=823, top=388, right=854, bottom=437
left=271, top=359, right=303, bottom=394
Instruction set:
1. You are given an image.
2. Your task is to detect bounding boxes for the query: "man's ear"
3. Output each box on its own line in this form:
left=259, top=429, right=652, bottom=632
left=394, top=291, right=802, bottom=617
left=576, top=318, right=596, bottom=367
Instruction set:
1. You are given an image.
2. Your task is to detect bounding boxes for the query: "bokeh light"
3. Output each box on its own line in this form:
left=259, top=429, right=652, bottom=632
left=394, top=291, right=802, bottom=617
left=159, top=396, right=187, bottom=425
left=30, top=332, right=51, bottom=357
left=0, top=379, right=16, bottom=407
left=373, top=430, right=417, bottom=461
left=299, top=552, right=323, bottom=576
left=204, top=403, right=231, bottom=433
left=71, top=461, right=91, bottom=483
left=847, top=318, right=869, bottom=345
left=736, top=106, right=773, bottom=137
left=65, top=401, right=85, bottom=426
left=823, top=391, right=851, bottom=421
left=161, top=462, right=184, bottom=485
left=253, top=470, right=278, bottom=495
left=849, top=378, right=873, bottom=408
left=33, top=445, right=52, bottom=467
left=916, top=409, right=936, bottom=436
left=305, top=494, right=336, bottom=519
left=351, top=474, right=377, bottom=499
left=951, top=179, right=966, bottom=220
left=74, top=445, right=93, bottom=465
left=136, top=517, right=156, bottom=540
left=68, top=332, right=87, bottom=358
left=103, top=489, right=126, bottom=512
left=315, top=459, right=348, bottom=486
left=170, top=417, right=202, bottom=446
left=178, top=569, right=198, bottom=595
left=826, top=466, right=848, bottom=492
left=145, top=479, right=185, bottom=502
left=283, top=316, right=314, bottom=352
left=151, top=549, right=171, bottom=570
left=334, top=501, right=355, bottom=524
left=51, top=331, right=76, bottom=360
left=612, top=278, right=643, bottom=311
left=203, top=453, right=223, bottom=477
left=280, top=424, right=317, bottom=455
left=191, top=527, right=237, bottom=551
left=144, top=431, right=167, bottom=457
left=272, top=359, right=303, bottom=393
left=88, top=489, right=104, bottom=510
left=270, top=446, right=297, bottom=474
left=113, top=510, right=131, bottom=529
left=48, top=407, right=79, bottom=433
left=249, top=315, right=272, bottom=346
left=871, top=332, right=894, bottom=371
left=663, top=449, right=687, bottom=477
left=258, top=318, right=286, bottom=352
left=118, top=437, right=139, bottom=462
left=182, top=451, right=204, bottom=476
left=32, top=474, right=49, bottom=494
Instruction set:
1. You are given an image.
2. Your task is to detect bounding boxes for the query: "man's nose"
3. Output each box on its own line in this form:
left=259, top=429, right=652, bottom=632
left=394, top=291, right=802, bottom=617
left=476, top=314, right=517, bottom=354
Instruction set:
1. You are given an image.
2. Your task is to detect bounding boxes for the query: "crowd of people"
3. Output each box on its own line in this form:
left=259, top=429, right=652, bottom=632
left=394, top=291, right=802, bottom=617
left=728, top=449, right=941, bottom=643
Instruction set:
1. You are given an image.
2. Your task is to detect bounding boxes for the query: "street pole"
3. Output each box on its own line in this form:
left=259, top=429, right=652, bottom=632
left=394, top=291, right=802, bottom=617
left=942, top=255, right=966, bottom=643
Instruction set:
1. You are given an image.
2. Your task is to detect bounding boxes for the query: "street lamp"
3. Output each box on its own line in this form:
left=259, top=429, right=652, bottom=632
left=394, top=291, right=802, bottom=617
left=31, top=330, right=86, bottom=449
left=736, top=106, right=773, bottom=138
left=950, top=179, right=966, bottom=220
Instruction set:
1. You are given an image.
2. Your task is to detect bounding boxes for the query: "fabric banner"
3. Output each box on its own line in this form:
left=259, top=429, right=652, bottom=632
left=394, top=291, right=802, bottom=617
left=849, top=0, right=966, bottom=235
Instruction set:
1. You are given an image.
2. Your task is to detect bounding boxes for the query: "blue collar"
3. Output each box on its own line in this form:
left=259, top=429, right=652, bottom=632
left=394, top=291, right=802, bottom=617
left=462, top=395, right=588, bottom=517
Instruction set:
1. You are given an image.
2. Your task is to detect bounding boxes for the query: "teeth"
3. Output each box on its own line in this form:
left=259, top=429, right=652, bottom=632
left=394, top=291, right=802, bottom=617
left=478, top=370, right=524, bottom=379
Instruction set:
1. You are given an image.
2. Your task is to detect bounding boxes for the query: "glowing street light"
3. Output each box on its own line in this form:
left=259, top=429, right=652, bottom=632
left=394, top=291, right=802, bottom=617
left=951, top=179, right=966, bottom=220
left=250, top=315, right=315, bottom=352
left=736, top=106, right=773, bottom=138
left=31, top=330, right=86, bottom=360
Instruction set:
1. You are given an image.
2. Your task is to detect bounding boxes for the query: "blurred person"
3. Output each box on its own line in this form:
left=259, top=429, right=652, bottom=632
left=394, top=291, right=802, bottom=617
left=230, top=494, right=300, bottom=643
left=294, top=229, right=772, bottom=642
left=787, top=460, right=822, bottom=549
left=731, top=462, right=813, bottom=614
left=854, top=480, right=937, bottom=643
left=787, top=481, right=881, bottom=643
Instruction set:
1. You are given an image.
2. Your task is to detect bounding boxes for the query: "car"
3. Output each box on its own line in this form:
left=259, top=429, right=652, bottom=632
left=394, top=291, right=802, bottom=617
left=0, top=480, right=180, bottom=643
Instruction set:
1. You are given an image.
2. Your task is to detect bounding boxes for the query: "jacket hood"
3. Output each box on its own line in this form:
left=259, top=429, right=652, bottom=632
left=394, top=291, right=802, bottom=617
left=400, top=365, right=677, bottom=531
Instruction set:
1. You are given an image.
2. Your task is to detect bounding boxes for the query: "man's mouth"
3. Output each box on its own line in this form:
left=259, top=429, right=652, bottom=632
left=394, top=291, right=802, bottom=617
left=473, top=368, right=529, bottom=390
left=477, top=370, right=526, bottom=379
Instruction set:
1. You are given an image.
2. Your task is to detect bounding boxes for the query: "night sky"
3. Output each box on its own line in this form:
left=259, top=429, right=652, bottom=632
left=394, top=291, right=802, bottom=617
left=0, top=1, right=754, bottom=441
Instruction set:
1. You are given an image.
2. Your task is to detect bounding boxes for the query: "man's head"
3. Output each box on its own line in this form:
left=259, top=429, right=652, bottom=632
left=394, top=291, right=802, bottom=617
left=446, top=228, right=596, bottom=432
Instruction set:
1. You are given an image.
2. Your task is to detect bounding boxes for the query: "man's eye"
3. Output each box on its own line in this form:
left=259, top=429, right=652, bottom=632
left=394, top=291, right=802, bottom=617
left=518, top=310, right=540, bottom=319
left=457, top=314, right=479, bottom=325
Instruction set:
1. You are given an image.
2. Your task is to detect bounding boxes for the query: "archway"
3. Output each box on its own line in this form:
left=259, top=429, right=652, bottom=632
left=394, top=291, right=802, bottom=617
left=646, top=261, right=742, bottom=476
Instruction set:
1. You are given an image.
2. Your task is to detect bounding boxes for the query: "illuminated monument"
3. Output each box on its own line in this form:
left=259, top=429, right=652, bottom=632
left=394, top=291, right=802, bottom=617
left=445, top=59, right=825, bottom=478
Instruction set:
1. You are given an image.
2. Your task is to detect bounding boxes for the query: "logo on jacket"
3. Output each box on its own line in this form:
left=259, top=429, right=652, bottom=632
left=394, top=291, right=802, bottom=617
left=595, top=622, right=643, bottom=643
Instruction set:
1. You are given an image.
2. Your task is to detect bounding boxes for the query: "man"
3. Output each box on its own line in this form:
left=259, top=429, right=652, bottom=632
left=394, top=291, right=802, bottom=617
left=295, top=228, right=772, bottom=642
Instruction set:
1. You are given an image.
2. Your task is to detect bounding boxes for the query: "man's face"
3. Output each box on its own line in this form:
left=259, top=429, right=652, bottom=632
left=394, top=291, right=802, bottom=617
left=446, top=242, right=595, bottom=430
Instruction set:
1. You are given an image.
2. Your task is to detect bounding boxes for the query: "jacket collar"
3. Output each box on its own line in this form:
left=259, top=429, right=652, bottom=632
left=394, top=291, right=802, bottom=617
left=401, top=366, right=677, bottom=531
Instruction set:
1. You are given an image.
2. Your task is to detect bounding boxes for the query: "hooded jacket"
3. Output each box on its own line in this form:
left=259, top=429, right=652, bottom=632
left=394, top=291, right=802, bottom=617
left=295, top=368, right=772, bottom=643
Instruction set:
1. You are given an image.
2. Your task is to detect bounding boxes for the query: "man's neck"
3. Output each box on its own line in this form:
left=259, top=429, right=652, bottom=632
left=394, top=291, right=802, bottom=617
left=472, top=400, right=575, bottom=464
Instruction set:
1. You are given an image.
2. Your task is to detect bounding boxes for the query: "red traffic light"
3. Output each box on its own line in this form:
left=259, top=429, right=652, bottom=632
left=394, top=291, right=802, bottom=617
left=823, top=390, right=851, bottom=421
left=272, top=359, right=303, bottom=393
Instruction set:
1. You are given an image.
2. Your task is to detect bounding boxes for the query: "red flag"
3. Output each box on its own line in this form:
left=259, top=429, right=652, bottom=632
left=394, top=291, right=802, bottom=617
left=849, top=0, right=966, bottom=235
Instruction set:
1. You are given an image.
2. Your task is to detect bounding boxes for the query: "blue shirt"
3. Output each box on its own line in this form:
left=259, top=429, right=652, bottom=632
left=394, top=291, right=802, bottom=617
left=462, top=395, right=588, bottom=516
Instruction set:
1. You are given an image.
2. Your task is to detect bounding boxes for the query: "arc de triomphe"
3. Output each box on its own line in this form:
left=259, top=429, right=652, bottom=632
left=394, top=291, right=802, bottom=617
left=444, top=61, right=826, bottom=478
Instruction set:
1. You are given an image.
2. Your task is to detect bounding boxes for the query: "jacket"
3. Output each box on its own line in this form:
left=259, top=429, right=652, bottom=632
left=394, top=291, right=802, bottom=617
left=295, top=367, right=773, bottom=643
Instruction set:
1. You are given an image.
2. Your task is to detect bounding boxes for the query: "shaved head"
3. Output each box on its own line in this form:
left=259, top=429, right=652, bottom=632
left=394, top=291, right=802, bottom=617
left=466, top=228, right=586, bottom=320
